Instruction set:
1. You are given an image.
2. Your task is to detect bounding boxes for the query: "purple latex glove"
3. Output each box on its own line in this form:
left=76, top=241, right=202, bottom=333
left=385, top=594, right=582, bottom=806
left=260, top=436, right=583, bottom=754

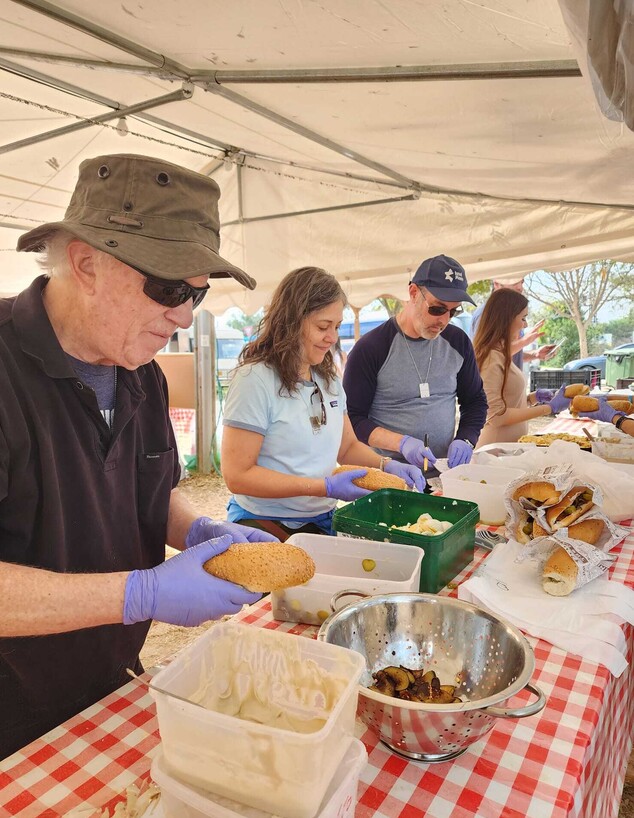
left=447, top=439, right=474, bottom=468
left=398, top=436, right=437, bottom=470
left=548, top=385, right=571, bottom=415
left=185, top=516, right=279, bottom=547
left=324, top=469, right=371, bottom=502
left=383, top=460, right=426, bottom=492
left=582, top=398, right=624, bottom=424
left=535, top=388, right=554, bottom=404
left=123, top=536, right=261, bottom=627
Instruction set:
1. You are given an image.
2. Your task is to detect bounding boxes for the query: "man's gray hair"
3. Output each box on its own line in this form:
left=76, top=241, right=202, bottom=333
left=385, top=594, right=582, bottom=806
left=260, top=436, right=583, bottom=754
left=37, top=230, right=116, bottom=278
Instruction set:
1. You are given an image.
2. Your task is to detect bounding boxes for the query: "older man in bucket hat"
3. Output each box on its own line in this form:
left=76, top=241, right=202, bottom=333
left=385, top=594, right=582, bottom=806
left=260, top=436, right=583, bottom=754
left=0, top=154, right=277, bottom=760
left=344, top=254, right=488, bottom=473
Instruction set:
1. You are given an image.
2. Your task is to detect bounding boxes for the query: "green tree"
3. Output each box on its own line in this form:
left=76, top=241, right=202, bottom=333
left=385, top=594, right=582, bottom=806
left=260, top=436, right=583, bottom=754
left=226, top=309, right=264, bottom=338
left=375, top=296, right=402, bottom=317
left=525, top=262, right=634, bottom=358
left=466, top=279, right=492, bottom=310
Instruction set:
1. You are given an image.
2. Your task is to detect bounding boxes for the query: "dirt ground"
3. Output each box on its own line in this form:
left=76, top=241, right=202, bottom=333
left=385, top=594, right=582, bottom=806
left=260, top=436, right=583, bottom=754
left=140, top=440, right=634, bottom=816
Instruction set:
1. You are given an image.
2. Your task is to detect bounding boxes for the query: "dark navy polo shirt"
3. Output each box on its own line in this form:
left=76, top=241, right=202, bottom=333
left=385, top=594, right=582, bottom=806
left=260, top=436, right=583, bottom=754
left=0, top=276, right=180, bottom=758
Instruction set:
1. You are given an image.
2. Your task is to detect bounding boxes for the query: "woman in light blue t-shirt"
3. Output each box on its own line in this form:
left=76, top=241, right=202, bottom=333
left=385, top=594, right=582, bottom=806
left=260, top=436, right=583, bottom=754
left=221, top=267, right=424, bottom=539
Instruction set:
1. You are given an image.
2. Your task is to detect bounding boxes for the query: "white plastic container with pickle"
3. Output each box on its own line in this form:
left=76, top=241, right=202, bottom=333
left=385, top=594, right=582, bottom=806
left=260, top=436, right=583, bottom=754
left=271, top=533, right=423, bottom=626
left=440, top=463, right=526, bottom=525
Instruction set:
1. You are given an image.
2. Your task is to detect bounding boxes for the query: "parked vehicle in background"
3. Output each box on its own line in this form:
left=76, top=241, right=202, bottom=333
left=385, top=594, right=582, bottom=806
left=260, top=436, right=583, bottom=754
left=563, top=342, right=634, bottom=380
left=337, top=316, right=387, bottom=355
left=215, top=327, right=245, bottom=386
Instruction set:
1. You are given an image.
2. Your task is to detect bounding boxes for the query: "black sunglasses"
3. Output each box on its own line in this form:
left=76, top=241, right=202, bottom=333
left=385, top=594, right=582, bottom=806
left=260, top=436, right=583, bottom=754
left=419, top=289, right=463, bottom=318
left=132, top=266, right=210, bottom=309
left=309, top=382, right=327, bottom=432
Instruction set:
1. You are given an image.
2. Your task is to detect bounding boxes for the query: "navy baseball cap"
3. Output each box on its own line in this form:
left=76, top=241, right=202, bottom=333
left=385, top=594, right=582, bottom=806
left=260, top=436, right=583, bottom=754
left=411, top=254, right=476, bottom=305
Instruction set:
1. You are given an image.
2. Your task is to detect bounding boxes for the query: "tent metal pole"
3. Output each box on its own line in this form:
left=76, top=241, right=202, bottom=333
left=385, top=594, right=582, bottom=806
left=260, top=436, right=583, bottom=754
left=0, top=47, right=175, bottom=77
left=193, top=60, right=581, bottom=84
left=0, top=86, right=193, bottom=155
left=10, top=0, right=190, bottom=78
left=222, top=194, right=418, bottom=225
left=0, top=220, right=34, bottom=231
left=204, top=83, right=421, bottom=191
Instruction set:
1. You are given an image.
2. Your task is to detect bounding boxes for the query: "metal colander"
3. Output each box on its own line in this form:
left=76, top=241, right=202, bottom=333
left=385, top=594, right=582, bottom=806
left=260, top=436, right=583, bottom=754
left=318, top=592, right=545, bottom=762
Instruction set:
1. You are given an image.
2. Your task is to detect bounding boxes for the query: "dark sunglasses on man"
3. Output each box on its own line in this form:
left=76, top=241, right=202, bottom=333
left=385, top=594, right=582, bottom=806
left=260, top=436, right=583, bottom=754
left=418, top=288, right=463, bottom=318
left=133, top=266, right=210, bottom=309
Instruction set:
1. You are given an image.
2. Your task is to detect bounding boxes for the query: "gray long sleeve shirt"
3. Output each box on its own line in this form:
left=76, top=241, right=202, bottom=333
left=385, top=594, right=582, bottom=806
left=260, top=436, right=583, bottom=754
left=343, top=318, right=487, bottom=458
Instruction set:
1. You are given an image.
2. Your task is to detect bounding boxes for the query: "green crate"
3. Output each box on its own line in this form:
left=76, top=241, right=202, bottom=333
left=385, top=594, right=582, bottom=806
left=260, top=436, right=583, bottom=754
left=333, top=489, right=479, bottom=593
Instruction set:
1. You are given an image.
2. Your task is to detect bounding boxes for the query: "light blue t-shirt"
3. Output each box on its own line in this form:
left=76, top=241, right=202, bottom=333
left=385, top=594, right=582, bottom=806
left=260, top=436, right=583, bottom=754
left=223, top=362, right=346, bottom=518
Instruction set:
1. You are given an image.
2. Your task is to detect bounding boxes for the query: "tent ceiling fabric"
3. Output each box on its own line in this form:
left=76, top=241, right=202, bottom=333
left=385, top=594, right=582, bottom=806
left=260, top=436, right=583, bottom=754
left=2, top=0, right=634, bottom=310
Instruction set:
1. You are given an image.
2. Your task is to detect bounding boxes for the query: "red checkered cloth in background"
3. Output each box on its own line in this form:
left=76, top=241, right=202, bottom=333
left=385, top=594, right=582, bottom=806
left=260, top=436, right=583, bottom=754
left=1, top=526, right=632, bottom=818
left=169, top=407, right=196, bottom=456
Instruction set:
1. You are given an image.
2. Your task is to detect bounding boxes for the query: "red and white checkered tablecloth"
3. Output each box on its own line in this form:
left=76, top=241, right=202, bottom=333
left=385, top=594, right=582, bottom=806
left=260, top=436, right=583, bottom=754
left=1, top=528, right=633, bottom=818
left=541, top=415, right=599, bottom=436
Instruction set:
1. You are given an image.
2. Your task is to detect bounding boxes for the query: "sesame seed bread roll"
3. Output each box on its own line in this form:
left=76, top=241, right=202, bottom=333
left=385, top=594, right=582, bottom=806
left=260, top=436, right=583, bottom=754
left=512, top=481, right=561, bottom=507
left=542, top=547, right=577, bottom=596
left=333, top=464, right=407, bottom=491
left=203, top=542, right=315, bottom=592
left=605, top=399, right=633, bottom=414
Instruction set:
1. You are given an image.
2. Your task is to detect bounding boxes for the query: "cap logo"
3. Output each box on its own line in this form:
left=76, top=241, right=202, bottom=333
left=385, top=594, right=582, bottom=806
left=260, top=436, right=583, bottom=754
left=444, top=267, right=464, bottom=282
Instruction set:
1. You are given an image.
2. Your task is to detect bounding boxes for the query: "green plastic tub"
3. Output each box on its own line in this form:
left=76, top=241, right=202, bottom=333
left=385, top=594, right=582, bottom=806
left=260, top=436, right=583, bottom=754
left=333, top=489, right=479, bottom=593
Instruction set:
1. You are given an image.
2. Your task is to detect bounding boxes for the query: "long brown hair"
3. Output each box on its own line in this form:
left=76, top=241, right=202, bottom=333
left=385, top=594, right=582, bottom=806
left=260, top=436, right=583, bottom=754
left=240, top=266, right=346, bottom=394
left=473, top=288, right=528, bottom=414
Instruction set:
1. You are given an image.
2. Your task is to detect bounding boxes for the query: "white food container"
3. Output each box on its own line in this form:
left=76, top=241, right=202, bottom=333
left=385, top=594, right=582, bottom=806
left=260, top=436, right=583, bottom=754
left=440, top=463, right=526, bottom=525
left=150, top=622, right=365, bottom=818
left=151, top=738, right=367, bottom=818
left=271, top=533, right=423, bottom=626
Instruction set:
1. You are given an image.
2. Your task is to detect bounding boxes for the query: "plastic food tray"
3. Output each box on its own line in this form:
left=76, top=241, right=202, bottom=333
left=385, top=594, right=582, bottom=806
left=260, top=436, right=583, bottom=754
left=333, top=489, right=479, bottom=593
left=271, top=533, right=423, bottom=626
left=151, top=738, right=367, bottom=818
left=150, top=622, right=364, bottom=818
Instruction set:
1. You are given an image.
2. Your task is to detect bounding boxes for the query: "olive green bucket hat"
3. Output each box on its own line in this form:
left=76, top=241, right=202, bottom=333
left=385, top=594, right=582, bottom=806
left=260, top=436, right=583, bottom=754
left=17, top=153, right=256, bottom=289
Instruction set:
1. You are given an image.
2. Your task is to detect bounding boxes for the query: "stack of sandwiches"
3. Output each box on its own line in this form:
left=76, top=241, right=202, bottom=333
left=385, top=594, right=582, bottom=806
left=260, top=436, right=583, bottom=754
left=511, top=480, right=603, bottom=596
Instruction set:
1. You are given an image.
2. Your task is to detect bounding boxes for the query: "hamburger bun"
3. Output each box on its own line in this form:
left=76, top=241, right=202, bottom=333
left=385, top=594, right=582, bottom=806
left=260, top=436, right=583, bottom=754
left=545, top=486, right=594, bottom=530
left=564, top=383, right=590, bottom=398
left=532, top=520, right=549, bottom=538
left=570, top=396, right=598, bottom=417
left=203, top=542, right=315, bottom=592
left=542, top=547, right=578, bottom=596
left=333, top=464, right=407, bottom=491
left=512, top=481, right=561, bottom=507
left=516, top=511, right=534, bottom=544
left=566, top=517, right=604, bottom=545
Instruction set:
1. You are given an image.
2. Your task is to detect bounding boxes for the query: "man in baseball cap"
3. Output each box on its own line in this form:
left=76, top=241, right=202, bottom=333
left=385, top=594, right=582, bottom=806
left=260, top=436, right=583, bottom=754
left=0, top=154, right=277, bottom=760
left=344, top=252, right=487, bottom=474
left=410, top=254, right=476, bottom=305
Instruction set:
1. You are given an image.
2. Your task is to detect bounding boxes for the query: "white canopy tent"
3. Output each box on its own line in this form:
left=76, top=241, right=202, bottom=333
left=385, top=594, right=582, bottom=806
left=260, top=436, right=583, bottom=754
left=2, top=0, right=634, bottom=311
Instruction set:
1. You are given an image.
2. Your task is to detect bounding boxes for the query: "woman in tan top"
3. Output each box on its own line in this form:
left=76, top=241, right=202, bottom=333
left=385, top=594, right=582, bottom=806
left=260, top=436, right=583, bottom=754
left=473, top=289, right=570, bottom=448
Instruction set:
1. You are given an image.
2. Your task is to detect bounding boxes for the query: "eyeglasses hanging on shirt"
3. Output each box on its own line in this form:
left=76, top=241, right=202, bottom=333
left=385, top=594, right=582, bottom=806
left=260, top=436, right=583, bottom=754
left=309, top=381, right=328, bottom=432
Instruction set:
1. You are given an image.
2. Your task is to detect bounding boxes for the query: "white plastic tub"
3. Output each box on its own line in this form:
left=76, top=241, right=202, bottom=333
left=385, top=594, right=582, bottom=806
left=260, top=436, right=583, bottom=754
left=151, top=738, right=367, bottom=818
left=271, top=533, right=423, bottom=626
left=149, top=622, right=365, bottom=818
left=440, top=463, right=526, bottom=525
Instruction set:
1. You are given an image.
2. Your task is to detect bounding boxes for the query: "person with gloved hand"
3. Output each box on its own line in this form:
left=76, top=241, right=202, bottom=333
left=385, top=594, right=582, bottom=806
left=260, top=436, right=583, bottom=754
left=583, top=397, right=633, bottom=433
left=343, top=255, right=486, bottom=472
left=473, top=288, right=571, bottom=449
left=0, top=153, right=268, bottom=762
left=124, top=536, right=262, bottom=627
left=221, top=267, right=426, bottom=541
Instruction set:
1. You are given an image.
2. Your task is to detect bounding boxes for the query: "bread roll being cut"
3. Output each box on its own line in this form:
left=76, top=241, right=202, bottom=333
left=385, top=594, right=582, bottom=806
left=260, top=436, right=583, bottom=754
left=564, top=383, right=590, bottom=398
left=533, top=517, right=603, bottom=543
left=542, top=547, right=577, bottom=596
left=333, top=464, right=407, bottom=491
left=545, top=486, right=594, bottom=530
left=203, top=542, right=315, bottom=592
left=512, top=481, right=561, bottom=508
